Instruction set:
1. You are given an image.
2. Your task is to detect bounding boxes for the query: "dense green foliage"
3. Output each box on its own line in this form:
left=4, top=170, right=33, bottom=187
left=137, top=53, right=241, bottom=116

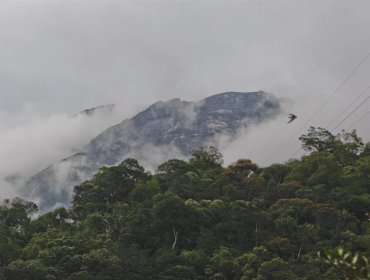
left=1, top=128, right=369, bottom=279
left=320, top=247, right=369, bottom=279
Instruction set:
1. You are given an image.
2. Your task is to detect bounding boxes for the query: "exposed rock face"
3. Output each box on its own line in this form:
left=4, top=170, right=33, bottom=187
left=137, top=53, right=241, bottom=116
left=24, top=91, right=282, bottom=210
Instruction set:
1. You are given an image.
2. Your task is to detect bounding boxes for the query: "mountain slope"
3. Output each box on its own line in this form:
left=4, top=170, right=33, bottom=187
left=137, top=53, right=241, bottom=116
left=24, top=91, right=282, bottom=210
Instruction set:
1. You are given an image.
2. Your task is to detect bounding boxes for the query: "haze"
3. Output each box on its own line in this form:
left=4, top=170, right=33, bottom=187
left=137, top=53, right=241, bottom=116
left=1, top=0, right=370, bottom=199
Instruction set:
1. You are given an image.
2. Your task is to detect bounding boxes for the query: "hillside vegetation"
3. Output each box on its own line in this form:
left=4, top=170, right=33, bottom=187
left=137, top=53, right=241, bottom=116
left=1, top=127, right=369, bottom=279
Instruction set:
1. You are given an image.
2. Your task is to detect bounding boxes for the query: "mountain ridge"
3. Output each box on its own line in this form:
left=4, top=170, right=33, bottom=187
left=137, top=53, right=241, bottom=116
left=24, top=91, right=282, bottom=210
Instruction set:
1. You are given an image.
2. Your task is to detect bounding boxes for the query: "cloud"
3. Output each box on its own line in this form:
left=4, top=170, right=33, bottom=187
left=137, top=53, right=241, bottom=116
left=1, top=0, right=369, bottom=114
left=0, top=181, right=18, bottom=200
left=1, top=0, right=370, bottom=200
left=126, top=143, right=186, bottom=173
left=219, top=115, right=303, bottom=168
left=0, top=107, right=122, bottom=200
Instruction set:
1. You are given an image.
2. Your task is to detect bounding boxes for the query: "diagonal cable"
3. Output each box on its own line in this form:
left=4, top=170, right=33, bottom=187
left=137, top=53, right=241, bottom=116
left=348, top=110, right=370, bottom=129
left=325, top=85, right=370, bottom=129
left=331, top=94, right=370, bottom=132
left=265, top=51, right=370, bottom=164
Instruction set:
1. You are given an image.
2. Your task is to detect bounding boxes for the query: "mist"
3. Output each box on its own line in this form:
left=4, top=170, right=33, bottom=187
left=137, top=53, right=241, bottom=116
left=0, top=107, right=121, bottom=198
left=1, top=0, right=370, bottom=199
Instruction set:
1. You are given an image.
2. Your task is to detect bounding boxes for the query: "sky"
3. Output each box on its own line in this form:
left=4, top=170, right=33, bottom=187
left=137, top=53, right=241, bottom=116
left=1, top=0, right=370, bottom=199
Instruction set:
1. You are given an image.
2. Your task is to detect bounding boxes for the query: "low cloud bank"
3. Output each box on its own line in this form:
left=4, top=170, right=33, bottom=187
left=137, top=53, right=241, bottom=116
left=0, top=107, right=122, bottom=200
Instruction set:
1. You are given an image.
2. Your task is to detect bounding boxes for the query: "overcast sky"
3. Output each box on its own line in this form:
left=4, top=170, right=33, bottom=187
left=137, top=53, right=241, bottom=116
left=1, top=0, right=370, bottom=198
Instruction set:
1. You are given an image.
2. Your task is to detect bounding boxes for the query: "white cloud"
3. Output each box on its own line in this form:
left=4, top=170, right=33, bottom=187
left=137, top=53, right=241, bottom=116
left=1, top=0, right=370, bottom=199
left=0, top=107, right=122, bottom=199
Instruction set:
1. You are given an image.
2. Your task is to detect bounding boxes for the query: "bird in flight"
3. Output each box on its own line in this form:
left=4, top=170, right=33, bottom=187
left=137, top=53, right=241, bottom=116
left=287, top=114, right=297, bottom=123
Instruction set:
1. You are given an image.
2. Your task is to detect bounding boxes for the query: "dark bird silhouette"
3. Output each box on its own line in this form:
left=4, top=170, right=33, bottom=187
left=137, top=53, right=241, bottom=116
left=287, top=114, right=297, bottom=123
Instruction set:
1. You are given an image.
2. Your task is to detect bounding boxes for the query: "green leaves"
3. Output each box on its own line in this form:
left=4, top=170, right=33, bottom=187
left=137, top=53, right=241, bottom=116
left=299, top=127, right=364, bottom=165
left=4, top=259, right=57, bottom=280
left=1, top=129, right=370, bottom=279
left=320, top=247, right=370, bottom=279
left=72, top=158, right=149, bottom=219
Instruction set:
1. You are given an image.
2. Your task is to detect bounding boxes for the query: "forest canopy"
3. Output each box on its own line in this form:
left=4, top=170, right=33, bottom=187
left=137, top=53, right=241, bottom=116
left=0, top=127, right=369, bottom=279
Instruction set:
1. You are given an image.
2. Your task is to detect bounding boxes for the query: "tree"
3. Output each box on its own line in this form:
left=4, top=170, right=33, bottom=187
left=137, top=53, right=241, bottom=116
left=234, top=246, right=272, bottom=279
left=129, top=178, right=160, bottom=203
left=31, top=207, right=70, bottom=233
left=256, top=257, right=300, bottom=280
left=0, top=197, right=37, bottom=229
left=1, top=136, right=370, bottom=279
left=334, top=129, right=364, bottom=165
left=299, top=127, right=337, bottom=153
left=263, top=163, right=291, bottom=185
left=320, top=247, right=370, bottom=280
left=157, top=265, right=199, bottom=280
left=205, top=246, right=235, bottom=280
left=224, top=159, right=258, bottom=181
left=286, top=152, right=343, bottom=187
left=4, top=259, right=57, bottom=280
left=223, top=159, right=261, bottom=200
left=189, top=146, right=223, bottom=175
left=299, top=127, right=364, bottom=165
left=152, top=192, right=199, bottom=251
left=0, top=222, right=22, bottom=266
left=21, top=229, right=85, bottom=277
left=191, top=146, right=223, bottom=165
left=269, top=198, right=315, bottom=225
left=180, top=249, right=207, bottom=275
left=72, top=158, right=149, bottom=218
left=80, top=248, right=123, bottom=279
left=157, top=159, right=194, bottom=176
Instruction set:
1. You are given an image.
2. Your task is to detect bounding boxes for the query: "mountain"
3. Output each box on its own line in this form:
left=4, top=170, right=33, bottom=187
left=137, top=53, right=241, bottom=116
left=1, top=104, right=118, bottom=191
left=23, top=91, right=282, bottom=210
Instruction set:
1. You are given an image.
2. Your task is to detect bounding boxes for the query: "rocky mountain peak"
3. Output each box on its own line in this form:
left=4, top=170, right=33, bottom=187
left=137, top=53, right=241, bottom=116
left=24, top=91, right=282, bottom=211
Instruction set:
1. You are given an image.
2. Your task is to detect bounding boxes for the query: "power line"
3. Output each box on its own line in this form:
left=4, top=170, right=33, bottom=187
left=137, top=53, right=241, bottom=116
left=288, top=87, right=370, bottom=160
left=325, top=85, right=370, bottom=130
left=331, top=93, right=370, bottom=132
left=348, top=110, right=370, bottom=129
left=264, top=51, right=370, bottom=164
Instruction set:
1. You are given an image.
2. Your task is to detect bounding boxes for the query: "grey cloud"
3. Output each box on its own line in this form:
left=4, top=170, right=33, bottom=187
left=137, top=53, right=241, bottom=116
left=2, top=0, right=369, bottom=115
left=1, top=0, right=370, bottom=199
left=0, top=108, right=121, bottom=192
